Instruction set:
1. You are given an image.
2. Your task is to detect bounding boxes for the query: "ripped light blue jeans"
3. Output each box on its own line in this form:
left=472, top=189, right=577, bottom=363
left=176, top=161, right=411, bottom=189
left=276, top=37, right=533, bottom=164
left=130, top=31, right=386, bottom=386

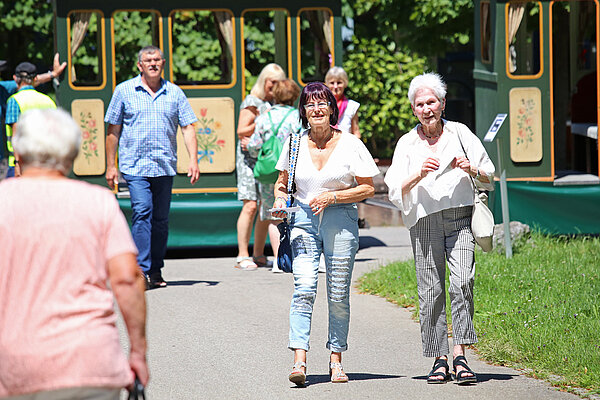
left=288, top=201, right=359, bottom=352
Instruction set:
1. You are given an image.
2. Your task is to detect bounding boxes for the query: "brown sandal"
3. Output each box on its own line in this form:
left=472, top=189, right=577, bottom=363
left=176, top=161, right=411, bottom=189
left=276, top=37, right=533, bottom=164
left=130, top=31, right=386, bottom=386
left=253, top=255, right=272, bottom=268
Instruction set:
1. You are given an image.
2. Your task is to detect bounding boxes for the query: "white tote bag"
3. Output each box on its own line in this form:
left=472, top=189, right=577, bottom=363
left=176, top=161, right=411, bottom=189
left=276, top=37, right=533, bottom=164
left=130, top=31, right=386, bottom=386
left=456, top=129, right=495, bottom=252
left=471, top=189, right=494, bottom=252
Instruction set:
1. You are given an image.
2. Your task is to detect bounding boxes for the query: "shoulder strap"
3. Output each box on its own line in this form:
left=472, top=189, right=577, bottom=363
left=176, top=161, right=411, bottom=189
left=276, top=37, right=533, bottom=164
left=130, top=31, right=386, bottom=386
left=268, top=107, right=295, bottom=136
left=455, top=123, right=479, bottom=194
left=286, top=130, right=301, bottom=206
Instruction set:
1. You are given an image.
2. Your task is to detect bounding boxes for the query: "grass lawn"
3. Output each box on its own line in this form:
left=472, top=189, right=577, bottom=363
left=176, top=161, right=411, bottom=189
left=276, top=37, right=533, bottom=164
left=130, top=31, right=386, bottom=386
left=358, top=232, right=600, bottom=394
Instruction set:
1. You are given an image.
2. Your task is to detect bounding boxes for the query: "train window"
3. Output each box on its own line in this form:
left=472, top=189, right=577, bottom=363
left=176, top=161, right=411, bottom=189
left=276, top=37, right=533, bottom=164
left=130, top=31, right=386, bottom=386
left=112, top=10, right=161, bottom=85
left=298, top=9, right=334, bottom=84
left=242, top=9, right=290, bottom=96
left=480, top=2, right=492, bottom=63
left=170, top=10, right=234, bottom=87
left=506, top=1, right=542, bottom=78
left=68, top=11, right=104, bottom=88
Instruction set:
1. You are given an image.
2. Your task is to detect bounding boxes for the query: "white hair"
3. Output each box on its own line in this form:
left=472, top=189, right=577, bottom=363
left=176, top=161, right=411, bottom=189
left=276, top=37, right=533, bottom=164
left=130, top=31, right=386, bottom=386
left=250, top=63, right=286, bottom=100
left=325, top=66, right=349, bottom=88
left=407, top=72, right=447, bottom=106
left=13, top=108, right=81, bottom=174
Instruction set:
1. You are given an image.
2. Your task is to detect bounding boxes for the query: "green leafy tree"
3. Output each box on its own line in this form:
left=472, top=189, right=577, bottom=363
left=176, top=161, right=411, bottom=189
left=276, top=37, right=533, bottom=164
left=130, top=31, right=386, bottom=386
left=344, top=37, right=427, bottom=158
left=341, top=0, right=474, bottom=157
left=350, top=0, right=473, bottom=56
left=0, top=0, right=54, bottom=79
left=171, top=11, right=231, bottom=84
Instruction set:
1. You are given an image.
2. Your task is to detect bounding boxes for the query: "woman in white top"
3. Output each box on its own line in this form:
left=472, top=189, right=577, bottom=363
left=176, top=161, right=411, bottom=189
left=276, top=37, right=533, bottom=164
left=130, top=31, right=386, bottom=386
left=325, top=66, right=360, bottom=138
left=272, top=82, right=379, bottom=386
left=385, top=73, right=495, bottom=385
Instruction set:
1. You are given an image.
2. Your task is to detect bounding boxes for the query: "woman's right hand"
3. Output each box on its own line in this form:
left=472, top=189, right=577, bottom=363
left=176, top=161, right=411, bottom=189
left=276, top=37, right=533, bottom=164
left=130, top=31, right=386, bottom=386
left=272, top=196, right=288, bottom=219
left=420, top=157, right=440, bottom=178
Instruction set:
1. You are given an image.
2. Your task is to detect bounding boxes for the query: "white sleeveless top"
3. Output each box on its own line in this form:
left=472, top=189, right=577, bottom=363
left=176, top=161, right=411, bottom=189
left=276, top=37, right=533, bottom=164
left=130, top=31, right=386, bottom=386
left=276, top=130, right=379, bottom=203
left=336, top=99, right=359, bottom=133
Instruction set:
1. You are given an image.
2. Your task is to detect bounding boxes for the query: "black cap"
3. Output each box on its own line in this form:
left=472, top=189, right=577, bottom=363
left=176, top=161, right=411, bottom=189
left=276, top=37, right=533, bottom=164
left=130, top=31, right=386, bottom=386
left=15, top=62, right=37, bottom=78
left=0, top=60, right=7, bottom=72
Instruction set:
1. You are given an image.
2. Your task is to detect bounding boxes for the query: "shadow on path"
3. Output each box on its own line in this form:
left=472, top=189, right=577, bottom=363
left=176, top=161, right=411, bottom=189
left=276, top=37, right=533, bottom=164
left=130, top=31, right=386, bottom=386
left=412, top=372, right=517, bottom=383
left=359, top=236, right=387, bottom=250
left=298, top=372, right=403, bottom=386
left=166, top=280, right=220, bottom=287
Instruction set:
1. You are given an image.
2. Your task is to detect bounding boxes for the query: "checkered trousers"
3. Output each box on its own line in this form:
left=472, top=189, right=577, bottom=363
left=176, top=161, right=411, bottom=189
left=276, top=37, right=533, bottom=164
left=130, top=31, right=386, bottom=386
left=409, top=206, right=478, bottom=357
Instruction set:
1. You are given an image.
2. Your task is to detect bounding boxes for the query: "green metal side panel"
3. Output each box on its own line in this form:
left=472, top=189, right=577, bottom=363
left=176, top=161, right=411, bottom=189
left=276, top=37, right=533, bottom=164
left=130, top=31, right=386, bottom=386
left=119, top=192, right=242, bottom=247
left=489, top=181, right=600, bottom=234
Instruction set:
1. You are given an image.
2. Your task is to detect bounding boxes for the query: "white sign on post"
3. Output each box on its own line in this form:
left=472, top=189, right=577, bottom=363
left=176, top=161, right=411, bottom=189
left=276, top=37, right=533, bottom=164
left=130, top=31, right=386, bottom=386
left=484, top=113, right=507, bottom=142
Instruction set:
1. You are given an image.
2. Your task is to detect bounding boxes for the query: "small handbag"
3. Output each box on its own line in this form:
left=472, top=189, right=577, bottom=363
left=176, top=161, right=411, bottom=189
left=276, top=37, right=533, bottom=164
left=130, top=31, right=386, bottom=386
left=456, top=129, right=495, bottom=252
left=276, top=130, right=301, bottom=273
left=128, top=377, right=146, bottom=400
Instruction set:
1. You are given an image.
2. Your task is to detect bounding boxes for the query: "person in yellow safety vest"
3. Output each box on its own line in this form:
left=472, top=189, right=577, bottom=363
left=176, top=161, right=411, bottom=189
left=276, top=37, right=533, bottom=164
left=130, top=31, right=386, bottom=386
left=5, top=62, right=56, bottom=177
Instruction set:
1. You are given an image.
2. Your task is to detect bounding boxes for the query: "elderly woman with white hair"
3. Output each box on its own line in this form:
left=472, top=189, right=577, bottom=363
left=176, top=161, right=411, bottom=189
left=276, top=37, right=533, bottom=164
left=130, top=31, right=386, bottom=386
left=384, top=72, right=495, bottom=385
left=0, top=108, right=148, bottom=399
left=324, top=66, right=360, bottom=138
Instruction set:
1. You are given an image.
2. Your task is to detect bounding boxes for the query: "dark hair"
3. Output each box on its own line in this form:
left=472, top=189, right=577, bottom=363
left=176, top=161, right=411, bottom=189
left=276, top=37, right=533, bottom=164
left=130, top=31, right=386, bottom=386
left=298, top=82, right=339, bottom=129
left=273, top=79, right=301, bottom=106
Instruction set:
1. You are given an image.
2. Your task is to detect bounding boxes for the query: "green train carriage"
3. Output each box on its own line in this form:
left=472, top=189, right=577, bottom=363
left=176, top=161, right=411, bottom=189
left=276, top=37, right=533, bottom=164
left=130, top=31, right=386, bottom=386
left=473, top=0, right=600, bottom=233
left=52, top=0, right=343, bottom=246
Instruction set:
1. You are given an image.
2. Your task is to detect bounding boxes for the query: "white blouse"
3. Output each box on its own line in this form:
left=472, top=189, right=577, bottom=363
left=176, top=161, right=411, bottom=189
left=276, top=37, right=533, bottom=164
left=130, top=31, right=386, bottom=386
left=336, top=99, right=360, bottom=133
left=276, top=130, right=380, bottom=204
left=384, top=120, right=495, bottom=230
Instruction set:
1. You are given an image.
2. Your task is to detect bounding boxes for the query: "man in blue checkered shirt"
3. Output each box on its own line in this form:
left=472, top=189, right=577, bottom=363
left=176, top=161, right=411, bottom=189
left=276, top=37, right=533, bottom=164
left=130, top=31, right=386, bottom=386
left=105, top=45, right=200, bottom=289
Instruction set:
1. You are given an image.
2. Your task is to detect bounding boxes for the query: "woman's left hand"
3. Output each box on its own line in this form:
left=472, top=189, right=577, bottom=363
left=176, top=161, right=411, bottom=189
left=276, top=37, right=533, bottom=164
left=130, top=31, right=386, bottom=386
left=309, top=192, right=336, bottom=216
left=240, top=137, right=250, bottom=151
left=452, top=156, right=472, bottom=175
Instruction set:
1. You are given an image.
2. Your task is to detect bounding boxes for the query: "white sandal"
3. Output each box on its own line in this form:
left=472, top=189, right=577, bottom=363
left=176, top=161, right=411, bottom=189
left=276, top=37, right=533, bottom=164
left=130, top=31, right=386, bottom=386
left=234, top=256, right=257, bottom=270
left=288, top=361, right=306, bottom=386
left=329, top=362, right=348, bottom=383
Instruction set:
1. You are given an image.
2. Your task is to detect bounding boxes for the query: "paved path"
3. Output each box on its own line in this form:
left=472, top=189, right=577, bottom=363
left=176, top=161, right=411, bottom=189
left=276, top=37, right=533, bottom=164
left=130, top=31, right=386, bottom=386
left=119, top=226, right=578, bottom=399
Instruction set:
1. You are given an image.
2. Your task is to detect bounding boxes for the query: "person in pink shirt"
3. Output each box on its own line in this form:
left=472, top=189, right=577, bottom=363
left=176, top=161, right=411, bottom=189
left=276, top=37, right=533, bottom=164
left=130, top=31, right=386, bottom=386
left=0, top=108, right=148, bottom=400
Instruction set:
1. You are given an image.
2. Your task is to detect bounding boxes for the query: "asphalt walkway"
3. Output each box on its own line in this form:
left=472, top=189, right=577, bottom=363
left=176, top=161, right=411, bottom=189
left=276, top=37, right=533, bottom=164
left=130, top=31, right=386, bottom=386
left=119, top=226, right=579, bottom=399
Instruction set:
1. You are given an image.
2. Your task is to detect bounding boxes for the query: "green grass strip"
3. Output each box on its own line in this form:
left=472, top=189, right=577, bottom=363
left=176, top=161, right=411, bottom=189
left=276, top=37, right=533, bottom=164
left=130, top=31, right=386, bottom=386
left=358, top=232, right=600, bottom=393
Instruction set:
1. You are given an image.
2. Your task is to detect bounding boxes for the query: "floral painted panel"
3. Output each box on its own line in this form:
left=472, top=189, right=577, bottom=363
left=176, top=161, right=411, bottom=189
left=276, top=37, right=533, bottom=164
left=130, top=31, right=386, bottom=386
left=509, top=87, right=543, bottom=162
left=72, top=99, right=106, bottom=176
left=177, top=97, right=235, bottom=173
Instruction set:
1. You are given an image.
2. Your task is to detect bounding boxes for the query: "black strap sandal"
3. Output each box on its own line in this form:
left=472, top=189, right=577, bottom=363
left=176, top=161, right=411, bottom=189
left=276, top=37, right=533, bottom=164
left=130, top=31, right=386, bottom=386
left=453, top=355, right=477, bottom=385
left=427, top=357, right=450, bottom=384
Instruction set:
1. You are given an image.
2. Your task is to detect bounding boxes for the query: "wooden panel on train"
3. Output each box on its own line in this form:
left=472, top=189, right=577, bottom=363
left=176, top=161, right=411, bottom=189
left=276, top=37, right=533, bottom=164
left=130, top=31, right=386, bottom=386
left=509, top=87, right=543, bottom=163
left=176, top=97, right=236, bottom=174
left=71, top=99, right=106, bottom=176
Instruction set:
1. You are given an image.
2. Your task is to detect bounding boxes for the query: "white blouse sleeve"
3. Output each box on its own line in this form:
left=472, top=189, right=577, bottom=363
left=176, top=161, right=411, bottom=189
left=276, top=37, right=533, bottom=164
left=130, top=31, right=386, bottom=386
left=384, top=138, right=411, bottom=212
left=275, top=136, right=291, bottom=172
left=349, top=135, right=380, bottom=178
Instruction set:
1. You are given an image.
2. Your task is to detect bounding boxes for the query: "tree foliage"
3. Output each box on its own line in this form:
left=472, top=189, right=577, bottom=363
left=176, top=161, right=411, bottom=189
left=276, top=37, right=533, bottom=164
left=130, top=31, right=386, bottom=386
left=341, top=0, right=474, bottom=156
left=0, top=0, right=54, bottom=78
left=350, top=0, right=473, bottom=56
left=344, top=37, right=427, bottom=157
